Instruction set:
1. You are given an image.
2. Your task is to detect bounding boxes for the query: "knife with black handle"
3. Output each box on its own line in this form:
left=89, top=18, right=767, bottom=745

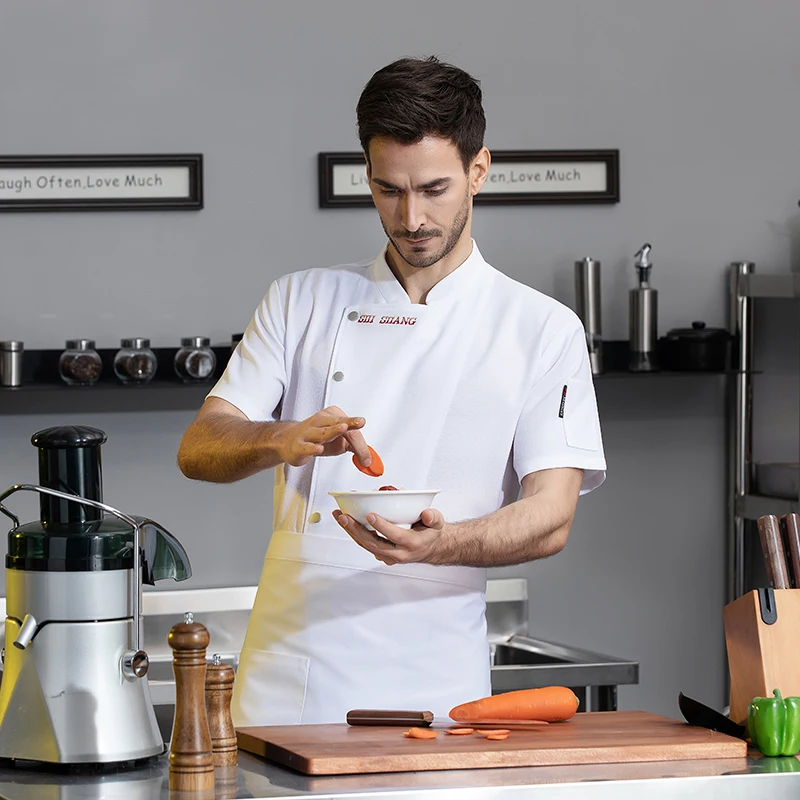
left=780, top=513, right=800, bottom=589
left=757, top=515, right=791, bottom=590
left=678, top=693, right=746, bottom=740
left=346, top=709, right=434, bottom=727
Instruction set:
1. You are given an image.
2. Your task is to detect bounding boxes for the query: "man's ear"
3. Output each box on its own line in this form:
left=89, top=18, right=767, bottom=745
left=469, top=147, right=491, bottom=196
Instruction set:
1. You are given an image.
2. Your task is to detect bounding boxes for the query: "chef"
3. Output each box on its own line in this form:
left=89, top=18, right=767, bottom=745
left=177, top=55, right=606, bottom=725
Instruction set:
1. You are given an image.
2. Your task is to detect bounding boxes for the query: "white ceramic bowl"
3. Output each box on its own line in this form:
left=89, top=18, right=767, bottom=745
left=328, top=489, right=441, bottom=530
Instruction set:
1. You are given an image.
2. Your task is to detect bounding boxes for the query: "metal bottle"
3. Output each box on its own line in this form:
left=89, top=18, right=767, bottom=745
left=574, top=258, right=603, bottom=375
left=629, top=243, right=659, bottom=372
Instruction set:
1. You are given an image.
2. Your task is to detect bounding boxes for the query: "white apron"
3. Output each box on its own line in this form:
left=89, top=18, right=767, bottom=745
left=222, top=244, right=606, bottom=725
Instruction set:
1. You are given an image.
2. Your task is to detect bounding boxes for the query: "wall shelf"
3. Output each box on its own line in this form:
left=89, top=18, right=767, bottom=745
left=0, top=347, right=229, bottom=415
left=0, top=341, right=730, bottom=416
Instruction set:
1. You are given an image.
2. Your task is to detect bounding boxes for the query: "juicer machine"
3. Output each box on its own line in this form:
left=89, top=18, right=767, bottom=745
left=0, top=425, right=192, bottom=764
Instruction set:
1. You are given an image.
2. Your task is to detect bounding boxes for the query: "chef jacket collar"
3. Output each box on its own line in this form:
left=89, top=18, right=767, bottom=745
left=370, top=240, right=488, bottom=305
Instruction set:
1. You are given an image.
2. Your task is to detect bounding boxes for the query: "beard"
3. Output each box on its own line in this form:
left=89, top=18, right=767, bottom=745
left=382, top=187, right=471, bottom=269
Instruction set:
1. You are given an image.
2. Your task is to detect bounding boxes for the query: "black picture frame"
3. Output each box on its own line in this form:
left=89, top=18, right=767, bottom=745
left=0, top=154, right=203, bottom=211
left=318, top=149, right=619, bottom=208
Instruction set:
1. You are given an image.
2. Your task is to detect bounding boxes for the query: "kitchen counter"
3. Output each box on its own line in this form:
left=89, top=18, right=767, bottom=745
left=0, top=748, right=798, bottom=799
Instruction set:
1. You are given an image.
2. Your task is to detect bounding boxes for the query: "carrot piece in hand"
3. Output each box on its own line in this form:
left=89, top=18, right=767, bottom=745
left=403, top=727, right=438, bottom=739
left=449, top=686, right=579, bottom=723
left=353, top=446, right=384, bottom=477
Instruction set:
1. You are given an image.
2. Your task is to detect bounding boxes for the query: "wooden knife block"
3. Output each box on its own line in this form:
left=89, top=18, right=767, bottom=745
left=723, top=588, right=800, bottom=724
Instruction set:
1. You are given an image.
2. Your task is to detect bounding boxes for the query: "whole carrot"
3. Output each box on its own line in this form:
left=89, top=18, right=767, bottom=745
left=449, top=686, right=579, bottom=723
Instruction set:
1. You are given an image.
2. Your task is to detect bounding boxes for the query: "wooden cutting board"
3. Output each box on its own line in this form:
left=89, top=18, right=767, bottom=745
left=236, top=710, right=747, bottom=775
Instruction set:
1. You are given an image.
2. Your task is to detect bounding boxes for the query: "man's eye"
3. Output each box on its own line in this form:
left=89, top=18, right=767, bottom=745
left=379, top=189, right=399, bottom=196
left=425, top=188, right=446, bottom=197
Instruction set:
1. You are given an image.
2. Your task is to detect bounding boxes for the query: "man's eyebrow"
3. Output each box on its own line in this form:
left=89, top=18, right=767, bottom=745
left=418, top=177, right=452, bottom=190
left=370, top=177, right=453, bottom=191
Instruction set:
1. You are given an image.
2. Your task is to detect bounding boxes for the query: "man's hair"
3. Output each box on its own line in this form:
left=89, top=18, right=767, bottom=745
left=356, top=56, right=486, bottom=172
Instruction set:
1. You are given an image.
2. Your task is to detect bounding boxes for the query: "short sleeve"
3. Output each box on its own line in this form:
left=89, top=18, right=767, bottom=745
left=206, top=280, right=287, bottom=422
left=512, top=315, right=606, bottom=494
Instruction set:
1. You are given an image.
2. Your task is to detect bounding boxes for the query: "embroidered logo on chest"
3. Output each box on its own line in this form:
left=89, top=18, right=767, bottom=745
left=356, top=313, right=417, bottom=326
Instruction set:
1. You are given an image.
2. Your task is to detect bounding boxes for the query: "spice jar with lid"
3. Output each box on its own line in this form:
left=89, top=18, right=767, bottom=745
left=113, top=338, right=158, bottom=385
left=59, top=339, right=103, bottom=386
left=174, top=337, right=217, bottom=384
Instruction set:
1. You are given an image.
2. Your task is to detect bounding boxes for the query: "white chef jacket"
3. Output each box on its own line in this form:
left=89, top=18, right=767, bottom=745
left=209, top=241, right=606, bottom=725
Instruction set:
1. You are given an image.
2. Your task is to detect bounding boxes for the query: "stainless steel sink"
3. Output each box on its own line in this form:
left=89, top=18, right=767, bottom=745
left=488, top=633, right=639, bottom=711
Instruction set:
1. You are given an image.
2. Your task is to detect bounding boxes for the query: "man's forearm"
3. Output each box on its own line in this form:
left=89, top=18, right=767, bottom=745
left=177, top=414, right=291, bottom=483
left=430, top=488, right=576, bottom=568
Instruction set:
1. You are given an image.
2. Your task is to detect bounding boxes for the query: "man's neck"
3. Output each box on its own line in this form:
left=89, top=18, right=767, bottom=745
left=385, top=236, right=474, bottom=304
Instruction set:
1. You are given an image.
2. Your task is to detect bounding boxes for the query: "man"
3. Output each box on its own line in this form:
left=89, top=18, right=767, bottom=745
left=177, top=56, right=606, bottom=725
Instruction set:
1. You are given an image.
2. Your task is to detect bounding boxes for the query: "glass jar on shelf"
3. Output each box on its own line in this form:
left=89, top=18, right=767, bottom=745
left=59, top=339, right=103, bottom=386
left=174, top=337, right=216, bottom=384
left=113, top=338, right=158, bottom=385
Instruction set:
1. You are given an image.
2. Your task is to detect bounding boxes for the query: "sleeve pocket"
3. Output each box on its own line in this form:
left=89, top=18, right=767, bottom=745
left=562, top=379, right=601, bottom=452
left=231, top=648, right=309, bottom=726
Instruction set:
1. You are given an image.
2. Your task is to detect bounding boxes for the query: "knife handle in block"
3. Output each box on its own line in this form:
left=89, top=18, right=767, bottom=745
left=757, top=514, right=791, bottom=590
left=346, top=709, right=434, bottom=727
left=780, top=514, right=800, bottom=590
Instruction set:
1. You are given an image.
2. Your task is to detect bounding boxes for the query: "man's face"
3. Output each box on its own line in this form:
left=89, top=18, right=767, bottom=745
left=366, top=136, right=478, bottom=270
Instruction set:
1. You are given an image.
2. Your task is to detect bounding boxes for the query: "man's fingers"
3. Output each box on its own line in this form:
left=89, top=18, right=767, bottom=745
left=344, top=429, right=372, bottom=466
left=319, top=408, right=365, bottom=429
left=419, top=508, right=444, bottom=529
left=308, top=423, right=347, bottom=443
left=334, top=511, right=398, bottom=551
left=307, top=419, right=364, bottom=444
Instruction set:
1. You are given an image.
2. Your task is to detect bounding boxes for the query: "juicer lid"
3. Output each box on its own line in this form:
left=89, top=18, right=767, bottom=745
left=31, top=426, right=107, bottom=449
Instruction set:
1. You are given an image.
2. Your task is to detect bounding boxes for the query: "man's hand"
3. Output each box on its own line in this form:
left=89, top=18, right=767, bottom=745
left=331, top=468, right=584, bottom=568
left=177, top=397, right=374, bottom=483
left=332, top=507, right=447, bottom=566
left=279, top=406, right=370, bottom=467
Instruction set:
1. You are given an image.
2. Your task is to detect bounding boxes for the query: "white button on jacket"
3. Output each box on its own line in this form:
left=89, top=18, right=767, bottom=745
left=210, top=242, right=606, bottom=725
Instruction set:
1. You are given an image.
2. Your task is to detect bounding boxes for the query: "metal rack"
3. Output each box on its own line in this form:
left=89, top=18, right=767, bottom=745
left=729, top=264, right=800, bottom=602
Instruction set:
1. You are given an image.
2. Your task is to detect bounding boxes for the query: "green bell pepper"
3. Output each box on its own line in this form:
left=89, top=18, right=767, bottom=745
left=748, top=689, right=800, bottom=757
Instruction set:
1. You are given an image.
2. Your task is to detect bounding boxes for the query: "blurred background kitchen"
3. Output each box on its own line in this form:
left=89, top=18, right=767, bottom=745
left=1, top=0, right=798, bottom=720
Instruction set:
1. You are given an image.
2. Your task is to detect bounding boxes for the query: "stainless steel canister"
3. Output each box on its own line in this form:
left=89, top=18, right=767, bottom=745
left=574, top=258, right=603, bottom=374
left=0, top=341, right=23, bottom=387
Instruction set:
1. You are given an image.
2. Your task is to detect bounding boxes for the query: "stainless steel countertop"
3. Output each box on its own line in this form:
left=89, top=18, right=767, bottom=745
left=0, top=749, right=799, bottom=799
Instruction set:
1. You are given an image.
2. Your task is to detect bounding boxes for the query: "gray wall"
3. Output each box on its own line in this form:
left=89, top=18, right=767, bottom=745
left=2, top=0, right=799, bottom=719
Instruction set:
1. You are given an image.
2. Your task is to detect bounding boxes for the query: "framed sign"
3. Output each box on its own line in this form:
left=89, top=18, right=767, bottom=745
left=0, top=154, right=203, bottom=211
left=318, top=149, right=619, bottom=208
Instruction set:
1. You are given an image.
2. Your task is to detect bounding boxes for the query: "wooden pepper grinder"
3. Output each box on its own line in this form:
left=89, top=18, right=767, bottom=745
left=168, top=612, right=215, bottom=794
left=205, top=652, right=238, bottom=768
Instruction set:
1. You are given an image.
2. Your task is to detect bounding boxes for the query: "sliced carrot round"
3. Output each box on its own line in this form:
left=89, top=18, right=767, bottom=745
left=485, top=732, right=510, bottom=741
left=353, top=446, right=384, bottom=477
left=476, top=729, right=510, bottom=736
left=403, top=727, right=438, bottom=739
left=445, top=728, right=475, bottom=735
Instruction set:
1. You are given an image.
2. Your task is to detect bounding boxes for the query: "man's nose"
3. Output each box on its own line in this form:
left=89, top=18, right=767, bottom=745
left=400, top=194, right=424, bottom=232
